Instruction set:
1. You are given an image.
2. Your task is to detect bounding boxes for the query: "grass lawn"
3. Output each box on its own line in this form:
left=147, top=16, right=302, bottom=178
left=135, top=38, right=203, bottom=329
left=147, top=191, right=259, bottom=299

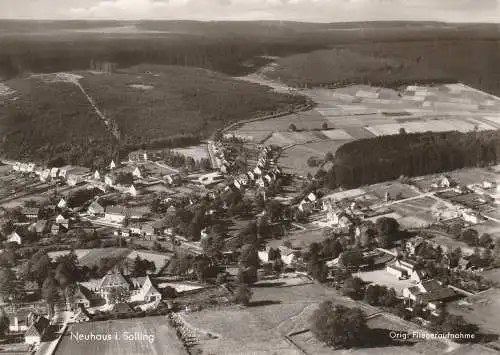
left=56, top=317, right=186, bottom=355
left=448, top=288, right=500, bottom=349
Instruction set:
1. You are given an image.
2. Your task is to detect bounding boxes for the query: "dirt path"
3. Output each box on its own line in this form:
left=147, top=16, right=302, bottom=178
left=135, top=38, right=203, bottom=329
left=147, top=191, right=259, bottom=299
left=32, top=72, right=121, bottom=140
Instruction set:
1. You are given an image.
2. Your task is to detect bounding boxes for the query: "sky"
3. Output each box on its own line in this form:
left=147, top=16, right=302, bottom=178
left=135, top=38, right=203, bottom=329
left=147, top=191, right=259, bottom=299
left=1, top=0, right=500, bottom=22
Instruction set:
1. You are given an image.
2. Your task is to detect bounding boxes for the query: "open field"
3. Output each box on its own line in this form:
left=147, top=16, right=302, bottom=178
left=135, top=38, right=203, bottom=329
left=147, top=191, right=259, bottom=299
left=180, top=282, right=379, bottom=355
left=56, top=316, right=186, bottom=355
left=448, top=288, right=500, bottom=344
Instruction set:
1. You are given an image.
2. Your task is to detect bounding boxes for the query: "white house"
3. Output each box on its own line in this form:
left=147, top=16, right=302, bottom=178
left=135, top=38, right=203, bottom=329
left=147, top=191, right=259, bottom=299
left=127, top=185, right=138, bottom=197
left=93, top=170, right=101, bottom=180
left=110, top=160, right=117, bottom=170
left=50, top=167, right=59, bottom=179
left=386, top=259, right=429, bottom=283
left=132, top=166, right=145, bottom=179
left=55, top=214, right=68, bottom=224
left=40, top=169, right=50, bottom=182
left=132, top=276, right=161, bottom=303
left=7, top=231, right=22, bottom=245
left=57, top=198, right=67, bottom=209
left=461, top=209, right=482, bottom=224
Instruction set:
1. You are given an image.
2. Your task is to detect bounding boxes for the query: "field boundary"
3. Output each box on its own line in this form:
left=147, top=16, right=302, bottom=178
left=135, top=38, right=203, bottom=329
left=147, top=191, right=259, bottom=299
left=221, top=103, right=315, bottom=134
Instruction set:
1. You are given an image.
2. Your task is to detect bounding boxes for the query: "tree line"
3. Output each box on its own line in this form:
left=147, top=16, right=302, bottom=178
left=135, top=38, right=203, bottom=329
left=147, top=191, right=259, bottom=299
left=323, top=130, right=500, bottom=189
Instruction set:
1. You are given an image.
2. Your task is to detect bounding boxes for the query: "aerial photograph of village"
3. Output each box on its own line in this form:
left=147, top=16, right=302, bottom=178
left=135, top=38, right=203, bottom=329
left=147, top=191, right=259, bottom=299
left=1, top=1, right=500, bottom=355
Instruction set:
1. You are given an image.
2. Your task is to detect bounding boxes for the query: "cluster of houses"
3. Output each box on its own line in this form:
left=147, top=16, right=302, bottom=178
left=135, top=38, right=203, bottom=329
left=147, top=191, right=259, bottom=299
left=4, top=203, right=76, bottom=245
left=12, top=162, right=91, bottom=186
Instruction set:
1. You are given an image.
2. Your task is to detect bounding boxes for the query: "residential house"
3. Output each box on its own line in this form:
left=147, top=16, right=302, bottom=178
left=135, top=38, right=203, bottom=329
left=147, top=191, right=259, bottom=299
left=104, top=173, right=117, bottom=186
left=24, top=315, right=50, bottom=345
left=457, top=257, right=472, bottom=271
left=132, top=276, right=161, bottom=303
left=253, top=166, right=262, bottom=176
left=386, top=258, right=430, bottom=282
left=28, top=220, right=48, bottom=234
left=51, top=224, right=60, bottom=235
left=40, top=169, right=50, bottom=182
left=132, top=166, right=146, bottom=179
left=405, top=237, right=425, bottom=257
left=57, top=198, right=67, bottom=209
left=141, top=223, right=155, bottom=239
left=110, top=160, right=117, bottom=170
left=128, top=150, right=148, bottom=163
left=129, top=222, right=143, bottom=235
left=55, top=214, right=68, bottom=224
left=50, top=168, right=59, bottom=179
left=403, top=280, right=456, bottom=315
left=127, top=184, right=139, bottom=197
left=98, top=272, right=131, bottom=304
left=247, top=171, right=256, bottom=181
left=256, top=177, right=267, bottom=188
left=69, top=285, right=91, bottom=311
left=7, top=231, right=22, bottom=245
left=93, top=170, right=101, bottom=180
left=461, top=209, right=483, bottom=224
left=165, top=174, right=182, bottom=186
left=21, top=207, right=39, bottom=220
left=88, top=201, right=105, bottom=216
left=439, top=175, right=454, bottom=188
left=66, top=167, right=91, bottom=186
left=104, top=206, right=129, bottom=224
left=128, top=206, right=149, bottom=221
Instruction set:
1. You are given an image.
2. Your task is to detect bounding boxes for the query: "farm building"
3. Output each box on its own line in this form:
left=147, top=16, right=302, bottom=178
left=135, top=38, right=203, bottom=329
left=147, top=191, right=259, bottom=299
left=21, top=207, right=39, bottom=220
left=104, top=205, right=129, bottom=224
left=403, top=280, right=456, bottom=315
left=386, top=258, right=430, bottom=283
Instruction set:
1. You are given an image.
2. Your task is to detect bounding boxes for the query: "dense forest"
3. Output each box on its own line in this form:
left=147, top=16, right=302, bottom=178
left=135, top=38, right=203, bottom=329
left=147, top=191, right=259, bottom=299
left=324, top=130, right=500, bottom=189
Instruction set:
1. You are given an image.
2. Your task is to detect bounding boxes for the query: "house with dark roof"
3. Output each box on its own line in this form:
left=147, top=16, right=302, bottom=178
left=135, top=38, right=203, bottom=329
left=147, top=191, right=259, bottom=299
left=98, top=272, right=131, bottom=304
left=104, top=205, right=129, bottom=224
left=24, top=315, right=50, bottom=345
left=21, top=207, right=39, bottom=220
left=88, top=201, right=105, bottom=216
left=28, top=220, right=48, bottom=235
left=403, top=280, right=457, bottom=315
left=69, top=285, right=92, bottom=311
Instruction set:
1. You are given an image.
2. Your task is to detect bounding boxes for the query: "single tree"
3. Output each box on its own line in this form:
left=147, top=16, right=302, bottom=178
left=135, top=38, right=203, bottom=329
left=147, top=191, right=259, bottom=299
left=311, top=302, right=369, bottom=348
left=342, top=277, right=364, bottom=300
left=0, top=307, right=9, bottom=338
left=288, top=123, right=297, bottom=132
left=0, top=267, right=18, bottom=304
left=42, top=275, right=60, bottom=318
